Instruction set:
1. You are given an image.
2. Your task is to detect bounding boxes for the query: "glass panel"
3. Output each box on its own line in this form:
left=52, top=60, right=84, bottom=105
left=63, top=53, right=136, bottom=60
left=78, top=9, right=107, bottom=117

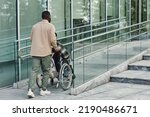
left=73, top=0, right=90, bottom=40
left=0, top=0, right=16, bottom=62
left=120, top=0, right=126, bottom=18
left=92, top=0, right=106, bottom=43
left=131, top=0, right=139, bottom=24
left=119, top=0, right=129, bottom=43
left=92, top=0, right=106, bottom=23
left=147, top=0, right=150, bottom=37
left=64, top=0, right=72, bottom=40
left=131, top=0, right=139, bottom=41
left=49, top=0, right=65, bottom=31
left=125, top=0, right=131, bottom=26
left=140, top=22, right=150, bottom=51
left=126, top=37, right=141, bottom=59
left=73, top=0, right=91, bottom=87
left=107, top=0, right=119, bottom=39
left=108, top=38, right=127, bottom=70
left=20, top=0, right=47, bottom=38
left=0, top=0, right=16, bottom=87
left=141, top=0, right=147, bottom=22
left=100, top=0, right=106, bottom=21
left=107, top=0, right=119, bottom=20
left=120, top=0, right=128, bottom=25
left=140, top=0, right=147, bottom=43
left=48, top=0, right=72, bottom=52
left=148, top=0, right=150, bottom=20
left=84, top=47, right=107, bottom=83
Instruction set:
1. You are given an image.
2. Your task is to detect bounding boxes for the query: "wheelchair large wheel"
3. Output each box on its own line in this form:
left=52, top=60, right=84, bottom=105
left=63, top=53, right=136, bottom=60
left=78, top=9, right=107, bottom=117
left=59, top=63, right=73, bottom=90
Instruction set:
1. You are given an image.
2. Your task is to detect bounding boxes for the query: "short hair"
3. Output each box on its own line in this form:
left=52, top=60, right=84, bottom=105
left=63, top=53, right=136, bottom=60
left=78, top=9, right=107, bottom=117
left=42, top=11, right=50, bottom=19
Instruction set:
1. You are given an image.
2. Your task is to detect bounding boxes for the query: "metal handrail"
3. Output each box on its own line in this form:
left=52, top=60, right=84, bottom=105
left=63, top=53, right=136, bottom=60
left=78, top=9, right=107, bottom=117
left=16, top=20, right=150, bottom=59
left=73, top=20, right=149, bottom=44
left=16, top=17, right=126, bottom=42
left=17, top=19, right=128, bottom=48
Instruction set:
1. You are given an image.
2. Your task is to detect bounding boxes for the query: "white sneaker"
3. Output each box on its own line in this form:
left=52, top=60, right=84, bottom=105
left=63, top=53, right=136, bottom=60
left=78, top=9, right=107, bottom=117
left=40, top=89, right=51, bottom=96
left=53, top=77, right=59, bottom=84
left=27, top=89, right=35, bottom=98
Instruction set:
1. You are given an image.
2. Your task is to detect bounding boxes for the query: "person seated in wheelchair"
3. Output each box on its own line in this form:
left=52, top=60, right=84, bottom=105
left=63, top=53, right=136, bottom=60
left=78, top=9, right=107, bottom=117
left=50, top=33, right=71, bottom=85
left=52, top=33, right=70, bottom=73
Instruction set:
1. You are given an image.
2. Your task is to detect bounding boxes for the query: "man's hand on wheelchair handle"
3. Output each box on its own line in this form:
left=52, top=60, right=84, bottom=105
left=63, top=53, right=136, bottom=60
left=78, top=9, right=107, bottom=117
left=55, top=46, right=61, bottom=52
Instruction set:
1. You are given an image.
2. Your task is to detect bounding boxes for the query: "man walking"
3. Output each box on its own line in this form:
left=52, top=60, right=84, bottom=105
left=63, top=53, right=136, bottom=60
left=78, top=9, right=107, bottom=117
left=27, top=11, right=60, bottom=98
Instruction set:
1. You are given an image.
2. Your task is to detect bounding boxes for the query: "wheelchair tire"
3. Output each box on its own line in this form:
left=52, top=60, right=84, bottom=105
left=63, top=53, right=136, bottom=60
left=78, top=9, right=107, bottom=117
left=59, top=63, right=73, bottom=90
left=36, top=74, right=43, bottom=88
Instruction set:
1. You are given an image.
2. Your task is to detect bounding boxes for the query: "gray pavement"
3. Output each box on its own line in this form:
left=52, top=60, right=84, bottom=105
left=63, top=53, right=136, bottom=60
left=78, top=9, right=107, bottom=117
left=0, top=82, right=150, bottom=100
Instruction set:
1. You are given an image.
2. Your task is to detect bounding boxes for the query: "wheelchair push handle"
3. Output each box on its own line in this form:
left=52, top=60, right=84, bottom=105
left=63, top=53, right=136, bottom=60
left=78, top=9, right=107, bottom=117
left=58, top=42, right=70, bottom=59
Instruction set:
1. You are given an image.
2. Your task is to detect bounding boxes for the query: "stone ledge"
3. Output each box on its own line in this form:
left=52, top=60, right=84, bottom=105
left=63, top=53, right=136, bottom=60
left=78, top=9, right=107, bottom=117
left=13, top=79, right=28, bottom=89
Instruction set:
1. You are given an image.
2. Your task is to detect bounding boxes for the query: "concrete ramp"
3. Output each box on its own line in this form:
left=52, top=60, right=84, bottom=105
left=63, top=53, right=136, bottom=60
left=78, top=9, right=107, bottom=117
left=70, top=49, right=149, bottom=95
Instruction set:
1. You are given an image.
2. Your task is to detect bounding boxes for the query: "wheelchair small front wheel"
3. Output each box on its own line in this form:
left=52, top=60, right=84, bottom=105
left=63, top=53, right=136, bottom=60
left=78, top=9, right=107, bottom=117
left=59, top=63, right=73, bottom=90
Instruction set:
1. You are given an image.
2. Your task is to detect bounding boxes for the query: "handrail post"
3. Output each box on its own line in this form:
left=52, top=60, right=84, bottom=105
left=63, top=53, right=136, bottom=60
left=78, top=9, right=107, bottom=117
left=71, top=0, right=75, bottom=88
left=16, top=0, right=21, bottom=82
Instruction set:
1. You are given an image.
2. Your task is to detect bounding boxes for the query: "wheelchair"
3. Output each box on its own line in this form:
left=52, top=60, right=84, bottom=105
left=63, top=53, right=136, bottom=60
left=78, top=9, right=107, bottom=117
left=36, top=42, right=75, bottom=90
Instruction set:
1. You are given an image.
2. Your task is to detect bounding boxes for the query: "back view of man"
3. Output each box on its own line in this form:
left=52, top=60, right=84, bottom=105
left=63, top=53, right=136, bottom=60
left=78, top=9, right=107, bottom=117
left=27, top=11, right=60, bottom=98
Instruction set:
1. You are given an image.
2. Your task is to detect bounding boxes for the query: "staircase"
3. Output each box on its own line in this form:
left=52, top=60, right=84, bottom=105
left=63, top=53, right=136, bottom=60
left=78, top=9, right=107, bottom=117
left=110, top=53, right=150, bottom=85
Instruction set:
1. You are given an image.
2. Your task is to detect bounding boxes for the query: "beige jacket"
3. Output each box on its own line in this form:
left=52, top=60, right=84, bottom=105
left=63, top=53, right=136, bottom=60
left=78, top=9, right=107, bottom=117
left=30, top=20, right=57, bottom=57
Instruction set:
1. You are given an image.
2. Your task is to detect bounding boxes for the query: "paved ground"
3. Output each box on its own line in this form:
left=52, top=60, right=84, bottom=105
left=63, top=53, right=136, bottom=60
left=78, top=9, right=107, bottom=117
left=0, top=82, right=150, bottom=100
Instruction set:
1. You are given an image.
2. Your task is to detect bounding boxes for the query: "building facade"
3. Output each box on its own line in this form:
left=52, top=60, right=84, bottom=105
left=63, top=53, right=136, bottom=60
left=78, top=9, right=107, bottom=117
left=0, top=0, right=150, bottom=87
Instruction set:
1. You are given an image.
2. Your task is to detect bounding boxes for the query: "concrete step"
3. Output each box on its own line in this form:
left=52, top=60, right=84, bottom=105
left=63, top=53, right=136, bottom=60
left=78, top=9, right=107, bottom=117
left=132, top=46, right=147, bottom=51
left=128, top=60, right=150, bottom=71
left=102, top=53, right=133, bottom=59
left=143, top=54, right=150, bottom=60
left=110, top=70, right=150, bottom=85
